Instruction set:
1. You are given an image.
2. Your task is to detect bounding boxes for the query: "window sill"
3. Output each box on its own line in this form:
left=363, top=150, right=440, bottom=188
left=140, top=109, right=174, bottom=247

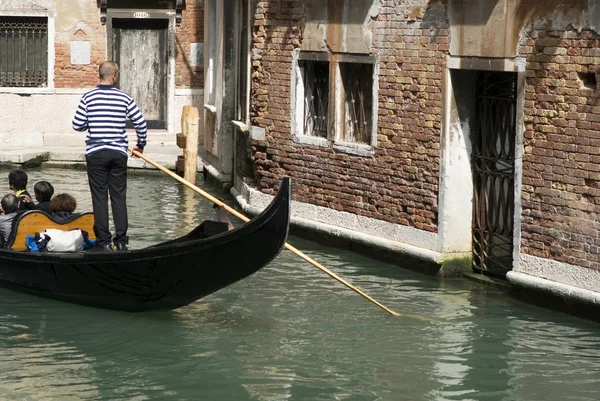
left=333, top=141, right=375, bottom=157
left=0, top=87, right=88, bottom=95
left=293, top=135, right=329, bottom=147
left=0, top=87, right=52, bottom=95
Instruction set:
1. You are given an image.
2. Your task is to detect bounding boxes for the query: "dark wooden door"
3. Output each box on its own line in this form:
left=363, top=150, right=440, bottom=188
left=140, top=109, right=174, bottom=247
left=113, top=19, right=168, bottom=129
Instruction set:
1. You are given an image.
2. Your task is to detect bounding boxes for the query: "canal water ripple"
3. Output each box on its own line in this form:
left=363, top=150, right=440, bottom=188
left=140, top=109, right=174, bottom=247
left=0, top=168, right=599, bottom=400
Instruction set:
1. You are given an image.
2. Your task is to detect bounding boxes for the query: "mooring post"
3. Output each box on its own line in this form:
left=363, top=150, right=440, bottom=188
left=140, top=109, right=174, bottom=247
left=176, top=106, right=189, bottom=175
left=183, top=106, right=200, bottom=184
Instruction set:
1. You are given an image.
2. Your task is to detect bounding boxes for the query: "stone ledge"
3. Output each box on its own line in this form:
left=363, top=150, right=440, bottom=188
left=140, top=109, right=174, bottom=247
left=0, top=148, right=201, bottom=172
left=508, top=271, right=600, bottom=321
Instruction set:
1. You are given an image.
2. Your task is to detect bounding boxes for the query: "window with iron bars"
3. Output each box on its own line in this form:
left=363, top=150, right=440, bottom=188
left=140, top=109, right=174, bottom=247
left=299, top=59, right=329, bottom=138
left=339, top=62, right=373, bottom=144
left=0, top=16, right=48, bottom=88
left=293, top=52, right=377, bottom=152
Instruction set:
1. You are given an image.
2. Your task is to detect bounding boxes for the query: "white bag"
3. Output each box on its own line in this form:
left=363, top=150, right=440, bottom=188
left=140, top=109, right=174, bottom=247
left=45, top=229, right=85, bottom=252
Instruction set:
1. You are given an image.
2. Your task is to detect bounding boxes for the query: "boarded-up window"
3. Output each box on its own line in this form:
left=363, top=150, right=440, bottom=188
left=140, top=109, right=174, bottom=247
left=339, top=62, right=373, bottom=143
left=299, top=59, right=329, bottom=138
left=0, top=16, right=48, bottom=87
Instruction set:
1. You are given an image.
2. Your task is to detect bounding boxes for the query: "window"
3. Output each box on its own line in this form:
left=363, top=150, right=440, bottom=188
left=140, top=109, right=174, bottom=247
left=339, top=62, right=373, bottom=143
left=0, top=16, right=48, bottom=87
left=299, top=59, right=329, bottom=138
left=291, top=51, right=378, bottom=155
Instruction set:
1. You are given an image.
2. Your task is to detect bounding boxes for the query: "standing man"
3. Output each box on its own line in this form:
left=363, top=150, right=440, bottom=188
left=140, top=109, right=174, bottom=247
left=72, top=60, right=147, bottom=251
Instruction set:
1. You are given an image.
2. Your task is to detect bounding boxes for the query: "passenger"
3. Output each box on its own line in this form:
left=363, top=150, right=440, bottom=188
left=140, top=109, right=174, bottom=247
left=0, top=194, right=19, bottom=246
left=33, top=181, right=54, bottom=214
left=8, top=170, right=34, bottom=211
left=50, top=193, right=77, bottom=222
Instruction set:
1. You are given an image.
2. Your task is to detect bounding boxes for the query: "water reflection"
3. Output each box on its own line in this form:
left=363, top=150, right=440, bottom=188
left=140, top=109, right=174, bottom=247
left=0, top=168, right=599, bottom=400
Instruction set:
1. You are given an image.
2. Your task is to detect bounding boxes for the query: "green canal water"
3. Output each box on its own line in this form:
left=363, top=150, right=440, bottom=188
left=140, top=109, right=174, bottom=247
left=0, top=167, right=599, bottom=400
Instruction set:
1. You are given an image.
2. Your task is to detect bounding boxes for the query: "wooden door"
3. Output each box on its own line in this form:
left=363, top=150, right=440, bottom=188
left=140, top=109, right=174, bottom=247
left=113, top=19, right=168, bottom=129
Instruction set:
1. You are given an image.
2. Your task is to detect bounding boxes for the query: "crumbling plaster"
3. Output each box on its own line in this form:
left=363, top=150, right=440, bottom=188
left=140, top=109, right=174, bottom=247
left=55, top=0, right=85, bottom=32
left=0, top=0, right=55, bottom=11
left=445, top=0, right=598, bottom=58
left=301, top=0, right=380, bottom=54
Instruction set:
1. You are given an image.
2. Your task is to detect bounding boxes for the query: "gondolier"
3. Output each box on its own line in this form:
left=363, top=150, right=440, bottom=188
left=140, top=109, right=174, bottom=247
left=72, top=60, right=147, bottom=252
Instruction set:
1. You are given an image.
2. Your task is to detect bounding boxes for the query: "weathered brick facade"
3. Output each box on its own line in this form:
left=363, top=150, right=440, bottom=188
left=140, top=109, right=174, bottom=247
left=520, top=29, right=600, bottom=269
left=54, top=6, right=106, bottom=88
left=51, top=2, right=203, bottom=89
left=246, top=0, right=600, bottom=276
left=175, top=0, right=204, bottom=88
left=250, top=1, right=448, bottom=233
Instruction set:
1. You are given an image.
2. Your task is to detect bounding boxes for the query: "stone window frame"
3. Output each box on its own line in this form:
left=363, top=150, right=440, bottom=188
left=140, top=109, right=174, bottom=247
left=291, top=50, right=379, bottom=157
left=331, top=53, right=379, bottom=157
left=291, top=50, right=330, bottom=148
left=0, top=9, right=55, bottom=93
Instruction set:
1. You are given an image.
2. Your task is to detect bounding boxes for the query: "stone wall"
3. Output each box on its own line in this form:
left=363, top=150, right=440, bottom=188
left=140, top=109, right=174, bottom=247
left=249, top=0, right=449, bottom=233
left=520, top=28, right=600, bottom=269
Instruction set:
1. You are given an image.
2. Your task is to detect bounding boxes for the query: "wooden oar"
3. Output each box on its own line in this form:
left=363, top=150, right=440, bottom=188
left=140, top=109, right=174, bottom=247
left=130, top=149, right=400, bottom=317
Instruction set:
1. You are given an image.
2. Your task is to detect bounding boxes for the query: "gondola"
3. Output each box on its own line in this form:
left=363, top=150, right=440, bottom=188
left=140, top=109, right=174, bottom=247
left=0, top=178, right=291, bottom=312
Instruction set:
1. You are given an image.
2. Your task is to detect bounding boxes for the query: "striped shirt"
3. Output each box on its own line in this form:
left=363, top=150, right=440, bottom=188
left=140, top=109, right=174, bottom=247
left=72, top=85, right=147, bottom=156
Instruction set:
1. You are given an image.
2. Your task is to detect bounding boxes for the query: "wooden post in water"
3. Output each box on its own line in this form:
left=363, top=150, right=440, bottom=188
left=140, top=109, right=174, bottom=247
left=183, top=106, right=200, bottom=184
left=176, top=106, right=189, bottom=175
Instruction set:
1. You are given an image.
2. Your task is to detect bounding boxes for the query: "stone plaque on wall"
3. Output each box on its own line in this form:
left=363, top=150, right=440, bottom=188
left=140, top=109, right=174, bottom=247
left=190, top=42, right=204, bottom=67
left=251, top=126, right=265, bottom=140
left=70, top=41, right=91, bottom=65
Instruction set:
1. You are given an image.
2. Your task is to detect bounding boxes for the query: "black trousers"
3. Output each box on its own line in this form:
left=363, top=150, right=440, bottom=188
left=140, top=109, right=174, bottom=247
left=86, top=150, right=128, bottom=246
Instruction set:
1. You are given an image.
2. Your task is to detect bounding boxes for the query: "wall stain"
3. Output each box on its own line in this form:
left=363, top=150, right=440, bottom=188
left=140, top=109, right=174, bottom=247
left=515, top=0, right=588, bottom=31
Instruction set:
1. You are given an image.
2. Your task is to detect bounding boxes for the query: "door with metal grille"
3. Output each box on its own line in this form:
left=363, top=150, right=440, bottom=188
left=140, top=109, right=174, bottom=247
left=472, top=71, right=517, bottom=277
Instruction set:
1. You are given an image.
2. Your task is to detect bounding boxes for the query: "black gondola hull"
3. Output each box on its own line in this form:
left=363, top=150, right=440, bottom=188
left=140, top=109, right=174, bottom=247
left=0, top=178, right=291, bottom=311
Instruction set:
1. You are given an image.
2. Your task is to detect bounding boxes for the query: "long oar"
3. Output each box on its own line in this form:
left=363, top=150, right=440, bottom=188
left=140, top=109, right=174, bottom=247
left=131, top=149, right=400, bottom=316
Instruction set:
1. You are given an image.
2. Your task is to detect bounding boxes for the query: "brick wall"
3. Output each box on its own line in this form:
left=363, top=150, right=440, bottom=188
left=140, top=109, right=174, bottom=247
left=54, top=5, right=106, bottom=88
left=249, top=1, right=448, bottom=232
left=520, top=29, right=600, bottom=269
left=52, top=1, right=204, bottom=89
left=175, top=0, right=204, bottom=88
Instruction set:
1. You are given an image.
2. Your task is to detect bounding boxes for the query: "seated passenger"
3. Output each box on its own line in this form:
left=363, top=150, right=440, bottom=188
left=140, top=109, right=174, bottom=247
left=33, top=181, right=54, bottom=214
left=0, top=194, right=19, bottom=246
left=50, top=193, right=77, bottom=222
left=8, top=170, right=34, bottom=211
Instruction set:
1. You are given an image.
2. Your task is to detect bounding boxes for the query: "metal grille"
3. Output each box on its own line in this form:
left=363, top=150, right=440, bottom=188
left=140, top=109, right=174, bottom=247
left=300, top=59, right=328, bottom=137
left=0, top=17, right=48, bottom=87
left=340, top=62, right=373, bottom=143
left=472, top=71, right=517, bottom=277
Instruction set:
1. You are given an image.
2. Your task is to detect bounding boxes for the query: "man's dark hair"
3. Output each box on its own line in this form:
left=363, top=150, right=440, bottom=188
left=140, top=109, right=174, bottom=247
left=34, top=181, right=54, bottom=202
left=1, top=194, right=18, bottom=214
left=50, top=193, right=77, bottom=213
left=8, top=170, right=28, bottom=191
